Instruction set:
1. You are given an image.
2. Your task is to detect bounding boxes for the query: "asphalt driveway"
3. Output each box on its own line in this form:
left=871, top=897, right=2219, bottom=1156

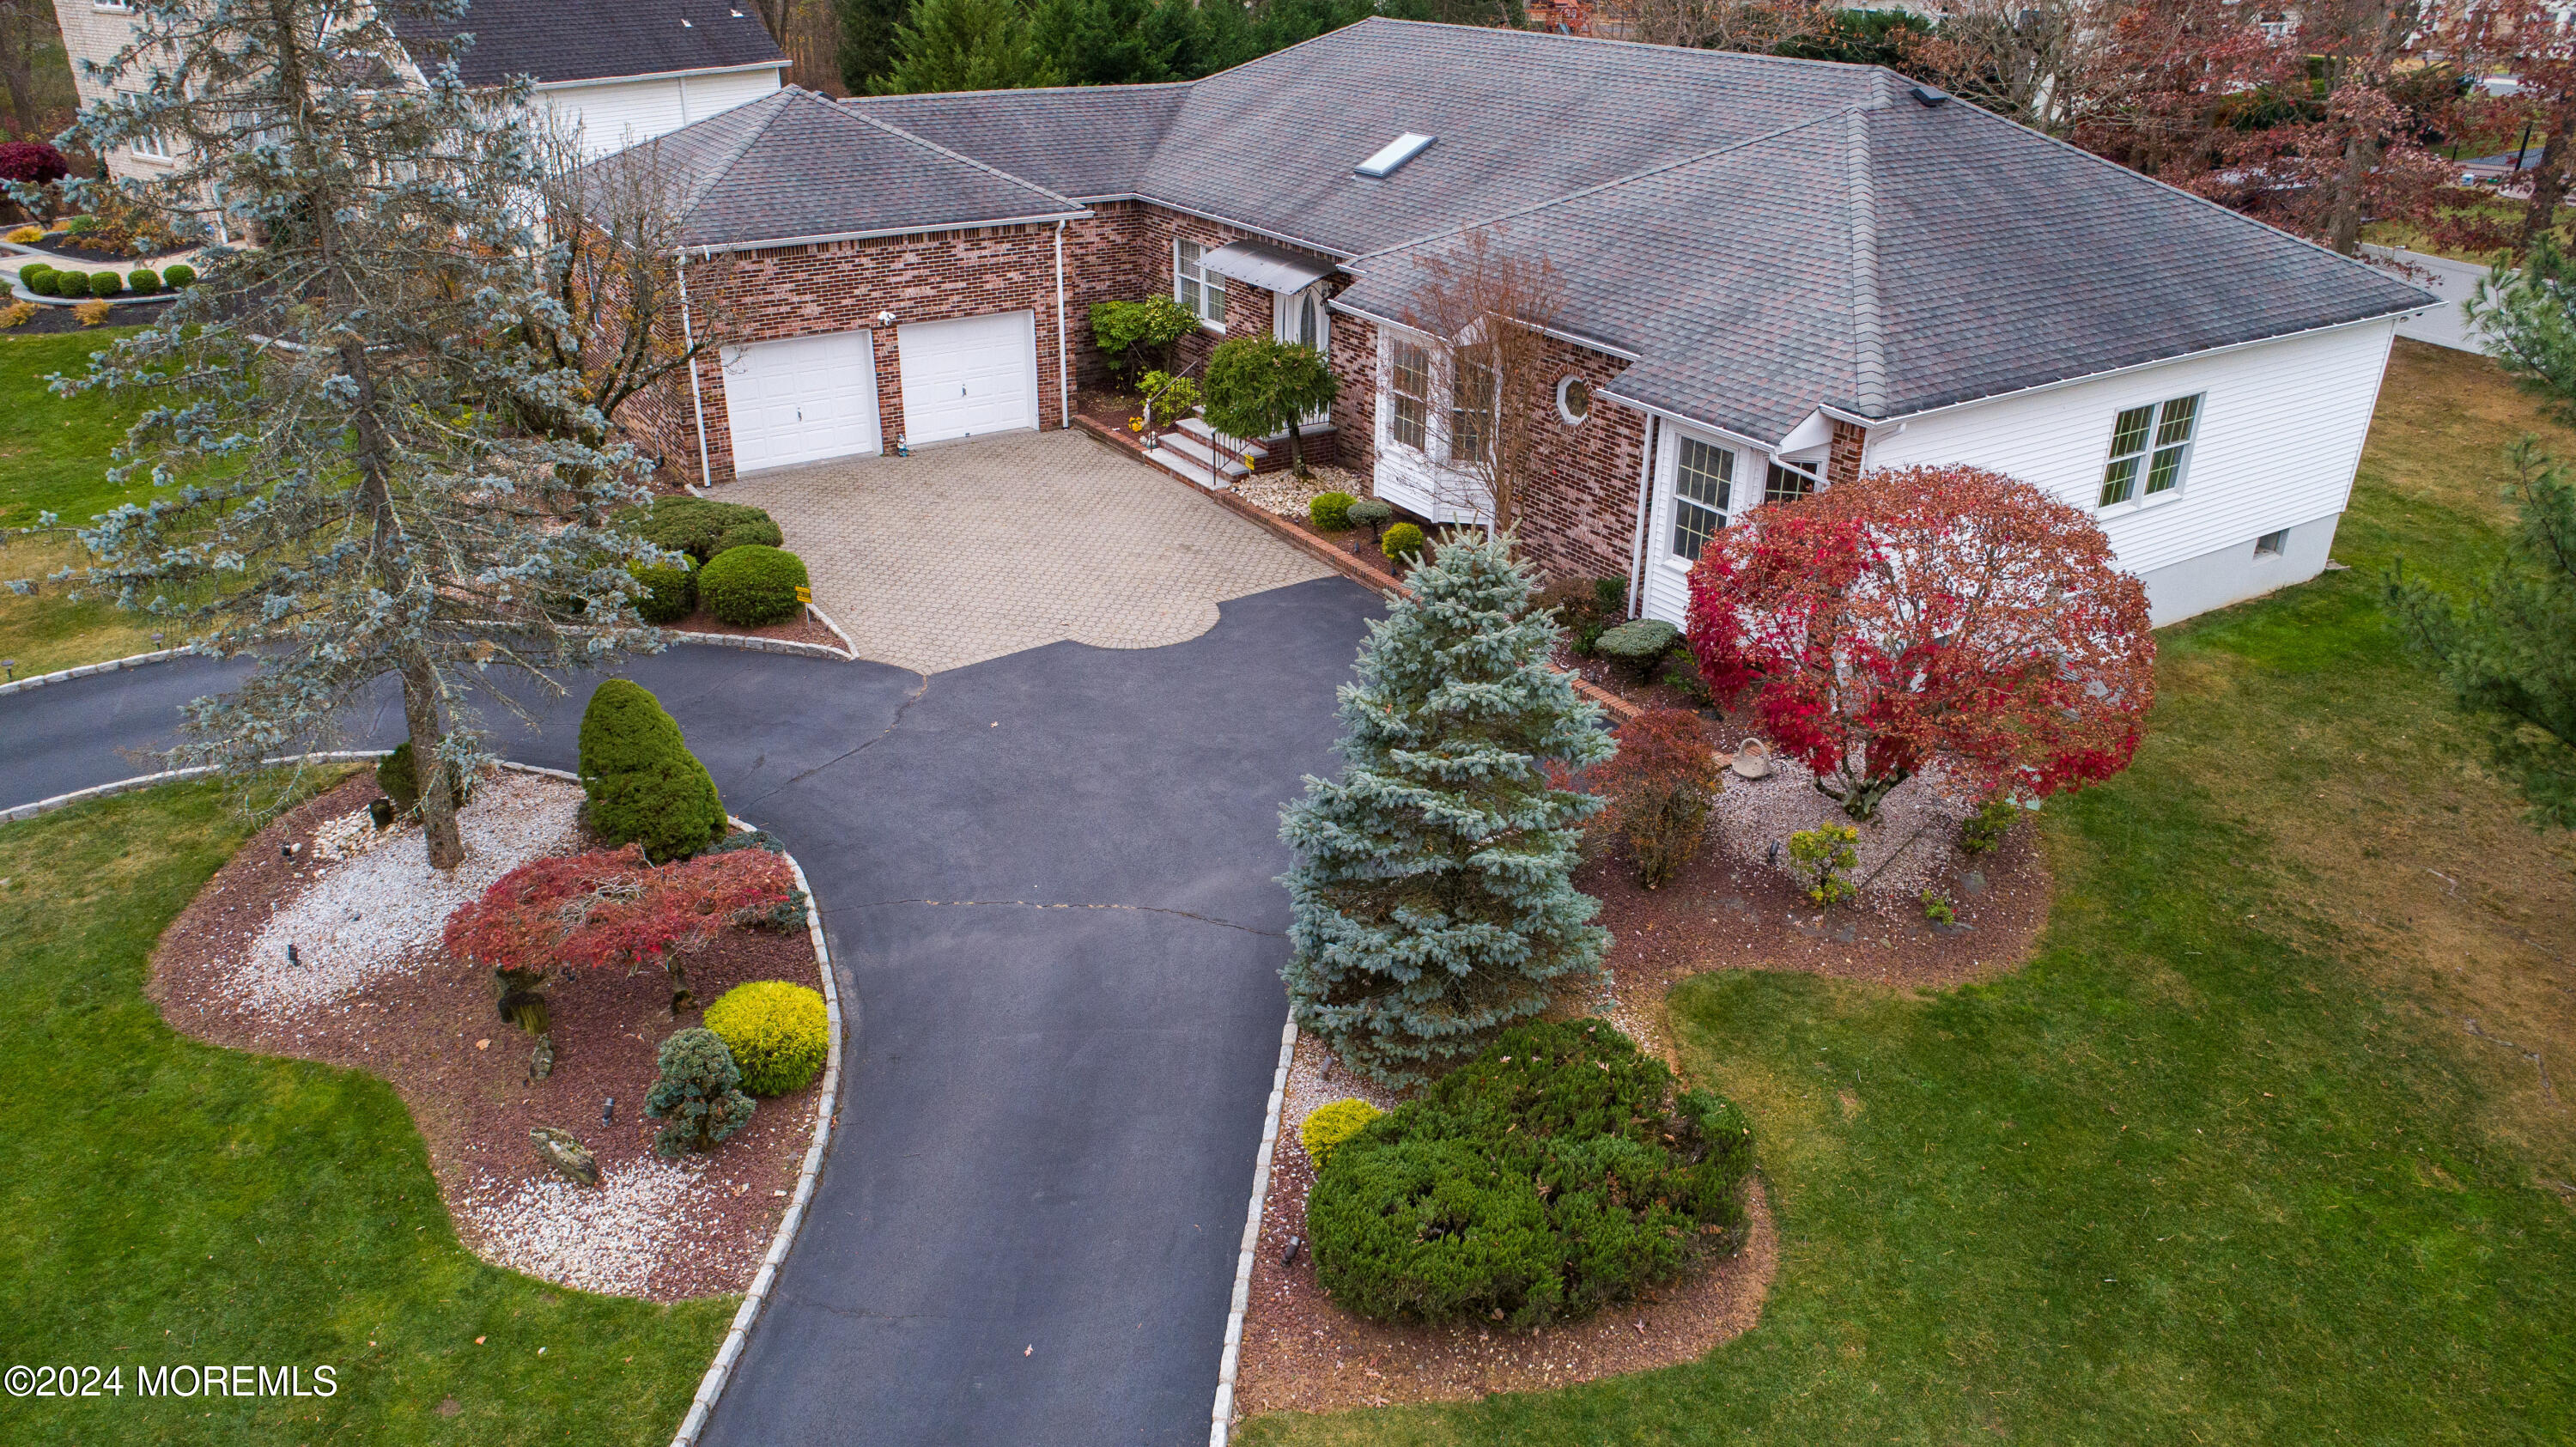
left=0, top=574, right=1383, bottom=1445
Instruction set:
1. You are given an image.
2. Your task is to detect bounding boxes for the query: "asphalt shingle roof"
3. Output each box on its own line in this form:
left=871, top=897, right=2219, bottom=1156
left=845, top=83, right=1190, bottom=201
left=608, top=88, right=1085, bottom=250
left=398, top=0, right=785, bottom=88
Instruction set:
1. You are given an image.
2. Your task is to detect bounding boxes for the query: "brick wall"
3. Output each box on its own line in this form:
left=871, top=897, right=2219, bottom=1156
left=1828, top=418, right=1866, bottom=485
left=1060, top=199, right=1152, bottom=392
left=639, top=222, right=1071, bottom=485
left=1514, top=337, right=1649, bottom=589
left=1327, top=309, right=1379, bottom=482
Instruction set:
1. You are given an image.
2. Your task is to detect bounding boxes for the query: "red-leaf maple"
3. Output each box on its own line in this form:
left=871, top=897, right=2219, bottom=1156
left=443, top=844, right=796, bottom=976
left=1684, top=465, right=2155, bottom=820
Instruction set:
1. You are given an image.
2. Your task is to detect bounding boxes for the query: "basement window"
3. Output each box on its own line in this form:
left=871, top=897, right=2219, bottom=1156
left=1356, top=133, right=1434, bottom=179
left=2253, top=528, right=2288, bottom=558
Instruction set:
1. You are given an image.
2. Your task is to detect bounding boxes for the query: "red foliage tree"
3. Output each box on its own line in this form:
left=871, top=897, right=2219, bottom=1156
left=1589, top=708, right=1726, bottom=889
left=1684, top=465, right=2155, bottom=821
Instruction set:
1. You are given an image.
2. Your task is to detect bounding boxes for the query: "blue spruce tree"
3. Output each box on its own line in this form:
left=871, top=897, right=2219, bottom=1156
left=1278, top=532, right=1616, bottom=1085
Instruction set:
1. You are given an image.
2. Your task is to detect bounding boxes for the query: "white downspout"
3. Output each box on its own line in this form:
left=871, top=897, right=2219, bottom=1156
left=677, top=251, right=714, bottom=492
left=1625, top=415, right=1656, bottom=619
left=1054, top=220, right=1071, bottom=429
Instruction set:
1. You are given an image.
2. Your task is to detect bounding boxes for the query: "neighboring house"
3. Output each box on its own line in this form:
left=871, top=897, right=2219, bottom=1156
left=621, top=18, right=2433, bottom=627
left=53, top=0, right=785, bottom=183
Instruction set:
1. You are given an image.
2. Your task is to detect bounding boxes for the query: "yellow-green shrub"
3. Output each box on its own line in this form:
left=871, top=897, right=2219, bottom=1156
left=1299, top=1097, right=1382, bottom=1167
left=703, top=980, right=829, bottom=1097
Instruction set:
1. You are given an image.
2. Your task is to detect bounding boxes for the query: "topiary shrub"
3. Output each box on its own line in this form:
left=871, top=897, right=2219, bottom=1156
left=698, top=544, right=807, bottom=627
left=1307, top=1018, right=1753, bottom=1328
left=703, top=980, right=829, bottom=1097
left=577, top=678, right=726, bottom=862
left=630, top=556, right=696, bottom=624
left=1595, top=617, right=1681, bottom=679
left=1298, top=1098, right=1382, bottom=1168
left=1380, top=521, right=1424, bottom=562
left=644, top=1027, right=756, bottom=1155
left=375, top=739, right=471, bottom=814
left=1346, top=498, right=1394, bottom=541
left=88, top=270, right=122, bottom=298
left=18, top=263, right=54, bottom=295
left=161, top=262, right=196, bottom=288
left=1309, top=491, right=1356, bottom=531
left=126, top=268, right=160, bottom=295
left=618, top=496, right=782, bottom=564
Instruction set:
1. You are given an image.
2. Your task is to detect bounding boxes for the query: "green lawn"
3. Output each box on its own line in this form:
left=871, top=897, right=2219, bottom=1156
left=1241, top=338, right=2576, bottom=1445
left=0, top=329, right=161, bottom=676
left=0, top=777, right=728, bottom=1446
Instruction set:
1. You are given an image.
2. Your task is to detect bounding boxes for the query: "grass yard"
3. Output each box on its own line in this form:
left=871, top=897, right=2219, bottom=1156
left=0, top=330, right=161, bottom=677
left=0, top=776, right=728, bottom=1446
left=1241, top=340, right=2576, bottom=1445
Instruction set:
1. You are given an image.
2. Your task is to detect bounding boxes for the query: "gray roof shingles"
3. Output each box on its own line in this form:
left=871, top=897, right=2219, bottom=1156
left=398, top=0, right=786, bottom=88
left=845, top=83, right=1191, bottom=201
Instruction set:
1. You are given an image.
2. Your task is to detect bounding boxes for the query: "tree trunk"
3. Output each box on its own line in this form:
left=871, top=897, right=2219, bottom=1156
left=2524, top=108, right=2575, bottom=251
left=2325, top=129, right=2378, bottom=256
left=399, top=652, right=465, bottom=868
left=1284, top=416, right=1306, bottom=477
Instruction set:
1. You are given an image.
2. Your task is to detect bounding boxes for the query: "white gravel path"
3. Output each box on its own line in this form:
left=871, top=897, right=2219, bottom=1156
left=461, top=1157, right=701, bottom=1296
left=234, top=772, right=584, bottom=1018
left=1708, top=756, right=1979, bottom=915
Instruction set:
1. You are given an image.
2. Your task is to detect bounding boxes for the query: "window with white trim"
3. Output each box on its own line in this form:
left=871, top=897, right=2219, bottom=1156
left=1388, top=340, right=1430, bottom=452
left=1175, top=239, right=1224, bottom=326
left=1670, top=436, right=1734, bottom=562
left=2100, top=392, right=2201, bottom=507
left=1448, top=358, right=1494, bottom=465
left=1765, top=457, right=1820, bottom=505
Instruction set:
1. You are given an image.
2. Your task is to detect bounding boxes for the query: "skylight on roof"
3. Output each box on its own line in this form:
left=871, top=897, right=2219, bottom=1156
left=1355, top=133, right=1434, bottom=179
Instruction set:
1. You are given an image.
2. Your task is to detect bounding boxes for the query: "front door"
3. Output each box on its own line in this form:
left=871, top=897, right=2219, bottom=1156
left=1273, top=283, right=1333, bottom=425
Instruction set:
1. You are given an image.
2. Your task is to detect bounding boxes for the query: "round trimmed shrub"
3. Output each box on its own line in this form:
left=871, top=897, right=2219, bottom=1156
left=126, top=268, right=160, bottom=295
left=577, top=678, right=726, bottom=862
left=644, top=1027, right=756, bottom=1156
left=620, top=496, right=782, bottom=563
left=1309, top=490, right=1356, bottom=531
left=19, top=264, right=55, bottom=296
left=703, top=981, right=829, bottom=1097
left=374, top=739, right=471, bottom=813
left=1298, top=1097, right=1382, bottom=1168
left=1380, top=521, right=1425, bottom=562
left=699, top=544, right=807, bottom=627
left=630, top=556, right=696, bottom=624
left=1307, top=1018, right=1753, bottom=1328
left=1347, top=498, right=1394, bottom=535
left=87, top=270, right=122, bottom=298
left=1594, top=617, right=1681, bottom=678
left=162, top=262, right=196, bottom=288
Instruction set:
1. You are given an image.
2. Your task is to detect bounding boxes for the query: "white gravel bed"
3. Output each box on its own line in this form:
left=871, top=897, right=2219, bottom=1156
left=1709, top=756, right=1982, bottom=915
left=308, top=804, right=396, bottom=863
left=1281, top=1026, right=1413, bottom=1155
left=461, top=1157, right=700, bottom=1296
left=234, top=772, right=584, bottom=1018
left=1235, top=463, right=1368, bottom=521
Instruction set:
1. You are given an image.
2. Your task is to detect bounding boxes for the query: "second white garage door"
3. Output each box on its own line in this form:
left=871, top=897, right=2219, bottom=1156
left=721, top=330, right=881, bottom=473
left=897, top=311, right=1038, bottom=446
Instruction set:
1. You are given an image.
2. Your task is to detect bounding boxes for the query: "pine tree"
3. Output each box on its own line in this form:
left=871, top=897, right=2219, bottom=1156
left=872, top=0, right=1063, bottom=94
left=837, top=0, right=914, bottom=93
left=1277, top=532, right=1615, bottom=1085
left=14, top=0, right=664, bottom=867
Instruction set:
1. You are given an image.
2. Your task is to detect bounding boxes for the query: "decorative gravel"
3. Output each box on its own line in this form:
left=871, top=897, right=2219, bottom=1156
left=1707, top=755, right=1983, bottom=913
left=235, top=772, right=584, bottom=1018
left=460, top=1157, right=701, bottom=1297
left=307, top=804, right=396, bottom=863
left=1235, top=463, right=1369, bottom=521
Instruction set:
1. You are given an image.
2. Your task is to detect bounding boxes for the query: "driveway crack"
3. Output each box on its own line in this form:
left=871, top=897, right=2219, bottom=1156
left=744, top=670, right=932, bottom=806
left=827, top=897, right=1285, bottom=938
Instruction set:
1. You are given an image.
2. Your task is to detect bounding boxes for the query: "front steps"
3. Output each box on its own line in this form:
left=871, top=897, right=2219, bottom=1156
left=1135, top=416, right=1334, bottom=489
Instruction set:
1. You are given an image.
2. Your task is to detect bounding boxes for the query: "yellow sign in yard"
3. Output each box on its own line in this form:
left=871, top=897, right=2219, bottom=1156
left=794, top=586, right=812, bottom=604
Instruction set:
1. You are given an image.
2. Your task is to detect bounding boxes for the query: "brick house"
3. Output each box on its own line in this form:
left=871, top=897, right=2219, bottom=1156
left=623, top=18, right=2436, bottom=627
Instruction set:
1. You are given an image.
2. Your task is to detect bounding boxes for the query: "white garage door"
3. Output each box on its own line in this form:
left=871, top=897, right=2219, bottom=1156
left=897, top=311, right=1038, bottom=446
left=721, top=330, right=880, bottom=473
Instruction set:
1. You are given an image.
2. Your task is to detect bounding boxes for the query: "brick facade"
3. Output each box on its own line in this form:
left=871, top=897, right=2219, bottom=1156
left=1512, top=336, right=1649, bottom=589
left=1828, top=417, right=1867, bottom=485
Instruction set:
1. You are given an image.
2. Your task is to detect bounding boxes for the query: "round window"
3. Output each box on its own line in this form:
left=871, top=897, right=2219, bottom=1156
left=1556, top=376, right=1592, bottom=424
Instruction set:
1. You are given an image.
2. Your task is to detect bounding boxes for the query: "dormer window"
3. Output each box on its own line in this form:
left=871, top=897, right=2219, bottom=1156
left=1356, top=133, right=1433, bottom=179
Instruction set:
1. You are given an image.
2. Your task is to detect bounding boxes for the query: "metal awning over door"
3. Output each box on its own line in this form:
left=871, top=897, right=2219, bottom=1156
left=1197, top=240, right=1337, bottom=295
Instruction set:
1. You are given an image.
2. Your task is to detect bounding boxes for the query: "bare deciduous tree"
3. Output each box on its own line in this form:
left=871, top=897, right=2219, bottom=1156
left=1619, top=0, right=1834, bottom=54
left=1399, top=228, right=1565, bottom=540
left=1905, top=0, right=2103, bottom=134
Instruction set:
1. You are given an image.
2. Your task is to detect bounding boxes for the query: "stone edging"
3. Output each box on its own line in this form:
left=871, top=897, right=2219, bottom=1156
left=0, top=646, right=195, bottom=697
left=670, top=812, right=844, bottom=1447
left=1211, top=1012, right=1297, bottom=1446
left=0, top=747, right=387, bottom=823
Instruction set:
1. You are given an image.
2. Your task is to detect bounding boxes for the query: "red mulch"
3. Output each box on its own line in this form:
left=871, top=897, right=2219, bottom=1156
left=148, top=771, right=828, bottom=1301
left=670, top=604, right=846, bottom=652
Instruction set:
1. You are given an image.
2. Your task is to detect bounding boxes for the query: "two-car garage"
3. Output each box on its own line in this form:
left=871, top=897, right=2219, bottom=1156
left=719, top=310, right=1040, bottom=476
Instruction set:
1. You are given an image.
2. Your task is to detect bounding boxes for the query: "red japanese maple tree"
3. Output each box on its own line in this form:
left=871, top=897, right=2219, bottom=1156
left=1684, top=464, right=2155, bottom=821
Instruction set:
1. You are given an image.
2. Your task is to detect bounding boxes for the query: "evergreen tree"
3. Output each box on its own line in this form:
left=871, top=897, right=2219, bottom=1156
left=1277, top=532, right=1615, bottom=1085
left=838, top=0, right=915, bottom=93
left=872, top=0, right=1063, bottom=94
left=1030, top=0, right=1194, bottom=84
left=13, top=0, right=663, bottom=867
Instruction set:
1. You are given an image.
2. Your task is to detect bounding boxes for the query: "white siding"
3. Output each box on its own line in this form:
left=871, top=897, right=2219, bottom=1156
left=1861, top=319, right=2398, bottom=622
left=1370, top=329, right=1495, bottom=525
left=540, top=65, right=782, bottom=156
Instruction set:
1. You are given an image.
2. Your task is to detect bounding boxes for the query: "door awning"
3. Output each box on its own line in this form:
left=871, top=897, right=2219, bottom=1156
left=1199, top=240, right=1337, bottom=295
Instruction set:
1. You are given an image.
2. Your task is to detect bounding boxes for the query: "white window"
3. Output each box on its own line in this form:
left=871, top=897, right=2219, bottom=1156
left=2099, top=392, right=2201, bottom=508
left=1670, top=436, right=1734, bottom=562
left=1765, top=457, right=1820, bottom=505
left=1448, top=358, right=1493, bottom=465
left=2253, top=528, right=2288, bottom=557
left=1388, top=340, right=1430, bottom=452
left=1175, top=239, right=1224, bottom=326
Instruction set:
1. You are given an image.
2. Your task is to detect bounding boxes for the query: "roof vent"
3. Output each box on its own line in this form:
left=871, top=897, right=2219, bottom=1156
left=1356, top=133, right=1434, bottom=179
left=679, top=15, right=693, bottom=23
left=1909, top=84, right=1948, bottom=108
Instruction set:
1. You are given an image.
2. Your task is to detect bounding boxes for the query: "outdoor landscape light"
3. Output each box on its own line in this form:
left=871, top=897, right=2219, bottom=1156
left=877, top=309, right=896, bottom=327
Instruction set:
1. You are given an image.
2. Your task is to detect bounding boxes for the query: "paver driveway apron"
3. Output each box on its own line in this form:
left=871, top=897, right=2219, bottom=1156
left=718, top=429, right=1332, bottom=674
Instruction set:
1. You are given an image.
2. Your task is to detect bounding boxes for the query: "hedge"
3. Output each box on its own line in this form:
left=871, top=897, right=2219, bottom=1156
left=577, top=678, right=726, bottom=862
left=698, top=544, right=807, bottom=628
left=126, top=268, right=160, bottom=295
left=1309, top=491, right=1356, bottom=531
left=630, top=556, right=696, bottom=624
left=703, top=981, right=829, bottom=1097
left=620, top=496, right=782, bottom=563
left=87, top=270, right=121, bottom=298
left=162, top=262, right=197, bottom=288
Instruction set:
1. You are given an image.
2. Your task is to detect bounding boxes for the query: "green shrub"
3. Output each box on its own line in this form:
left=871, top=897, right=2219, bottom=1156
left=63, top=214, right=94, bottom=235
left=1381, top=521, right=1425, bottom=562
left=1298, top=1098, right=1382, bottom=1168
left=698, top=544, right=807, bottom=627
left=1592, top=575, right=1627, bottom=614
left=1089, top=296, right=1199, bottom=383
left=161, top=262, right=196, bottom=288
left=1307, top=1019, right=1753, bottom=1327
left=1346, top=499, right=1394, bottom=538
left=374, top=740, right=471, bottom=813
left=643, top=1027, right=756, bottom=1155
left=1959, top=796, right=2020, bottom=855
left=1922, top=890, right=1958, bottom=924
left=703, top=981, right=829, bottom=1097
left=126, top=268, right=159, bottom=295
left=1658, top=653, right=1714, bottom=703
left=577, top=678, right=726, bottom=863
left=1789, top=823, right=1860, bottom=906
left=619, top=496, right=782, bottom=563
left=18, top=263, right=52, bottom=295
left=630, top=556, right=696, bottom=624
left=1309, top=491, right=1356, bottom=530
left=705, top=827, right=786, bottom=857
left=87, top=270, right=121, bottom=298
left=1595, top=618, right=1681, bottom=678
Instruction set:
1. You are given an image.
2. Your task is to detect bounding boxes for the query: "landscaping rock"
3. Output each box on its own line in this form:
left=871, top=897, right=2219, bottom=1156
left=1961, top=870, right=1987, bottom=896
left=530, top=1126, right=600, bottom=1188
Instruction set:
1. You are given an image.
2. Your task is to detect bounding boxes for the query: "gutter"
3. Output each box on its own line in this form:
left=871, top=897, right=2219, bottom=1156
left=1625, top=414, right=1656, bottom=619
left=1054, top=219, right=1071, bottom=429
left=677, top=254, right=714, bottom=490
left=533, top=59, right=787, bottom=92
left=686, top=209, right=1091, bottom=256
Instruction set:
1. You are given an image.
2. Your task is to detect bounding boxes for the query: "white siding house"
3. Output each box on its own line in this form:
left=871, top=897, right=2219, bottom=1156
left=542, top=64, right=785, bottom=158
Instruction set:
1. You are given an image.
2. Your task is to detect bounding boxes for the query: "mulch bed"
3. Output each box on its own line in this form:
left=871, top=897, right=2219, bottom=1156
left=149, top=770, right=827, bottom=1302
left=1555, top=645, right=1718, bottom=716
left=670, top=604, right=846, bottom=652
left=13, top=233, right=196, bottom=262
left=3, top=297, right=175, bottom=335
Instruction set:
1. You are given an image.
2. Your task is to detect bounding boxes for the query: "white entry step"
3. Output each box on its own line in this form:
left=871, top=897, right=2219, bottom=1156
left=1140, top=429, right=1249, bottom=488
